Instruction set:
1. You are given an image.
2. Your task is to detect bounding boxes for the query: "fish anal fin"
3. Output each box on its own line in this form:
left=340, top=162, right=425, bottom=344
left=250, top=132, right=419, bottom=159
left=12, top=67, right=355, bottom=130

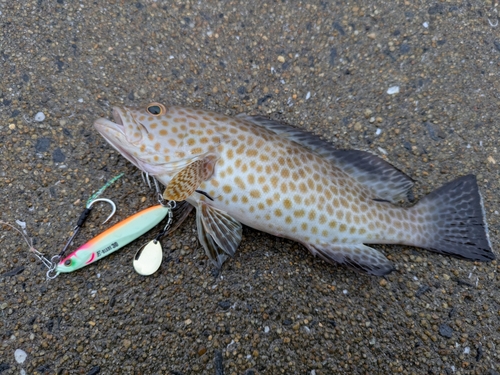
left=196, top=201, right=242, bottom=268
left=237, top=115, right=413, bottom=203
left=163, top=155, right=217, bottom=201
left=306, top=243, right=394, bottom=276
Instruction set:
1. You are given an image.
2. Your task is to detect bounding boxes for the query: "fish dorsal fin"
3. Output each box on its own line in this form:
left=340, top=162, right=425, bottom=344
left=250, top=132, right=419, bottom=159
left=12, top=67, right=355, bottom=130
left=325, top=149, right=414, bottom=203
left=238, top=114, right=414, bottom=203
left=163, top=155, right=217, bottom=201
left=237, top=114, right=324, bottom=149
left=196, top=200, right=242, bottom=268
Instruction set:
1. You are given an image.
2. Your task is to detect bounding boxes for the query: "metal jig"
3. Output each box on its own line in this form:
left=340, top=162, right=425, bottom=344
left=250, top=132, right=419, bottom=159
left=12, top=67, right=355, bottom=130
left=2, top=174, right=124, bottom=280
left=55, top=204, right=172, bottom=274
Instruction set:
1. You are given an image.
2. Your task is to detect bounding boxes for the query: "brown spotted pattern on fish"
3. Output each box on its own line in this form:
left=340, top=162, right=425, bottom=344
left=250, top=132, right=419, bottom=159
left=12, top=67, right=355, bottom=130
left=95, top=102, right=495, bottom=276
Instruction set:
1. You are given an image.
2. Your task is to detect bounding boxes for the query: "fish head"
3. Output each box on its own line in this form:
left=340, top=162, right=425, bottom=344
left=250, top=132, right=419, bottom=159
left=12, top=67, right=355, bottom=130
left=94, top=102, right=223, bottom=176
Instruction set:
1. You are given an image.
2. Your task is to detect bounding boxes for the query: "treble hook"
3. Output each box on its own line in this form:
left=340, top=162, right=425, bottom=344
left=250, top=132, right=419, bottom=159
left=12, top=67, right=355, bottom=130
left=142, top=172, right=168, bottom=207
left=87, top=198, right=116, bottom=224
left=142, top=171, right=152, bottom=189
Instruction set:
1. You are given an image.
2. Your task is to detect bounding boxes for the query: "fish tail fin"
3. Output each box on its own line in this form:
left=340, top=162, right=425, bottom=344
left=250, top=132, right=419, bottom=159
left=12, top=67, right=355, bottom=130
left=414, top=174, right=495, bottom=261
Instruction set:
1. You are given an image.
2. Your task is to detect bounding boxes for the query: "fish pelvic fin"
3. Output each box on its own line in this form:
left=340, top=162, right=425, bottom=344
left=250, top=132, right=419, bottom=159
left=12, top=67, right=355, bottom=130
left=196, top=200, right=242, bottom=268
left=306, top=243, right=395, bottom=276
left=414, top=174, right=495, bottom=261
left=167, top=201, right=194, bottom=235
left=163, top=155, right=217, bottom=201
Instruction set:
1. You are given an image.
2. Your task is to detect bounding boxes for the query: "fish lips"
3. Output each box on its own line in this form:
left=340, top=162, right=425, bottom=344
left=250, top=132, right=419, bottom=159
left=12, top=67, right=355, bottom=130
left=94, top=116, right=140, bottom=167
left=94, top=108, right=163, bottom=175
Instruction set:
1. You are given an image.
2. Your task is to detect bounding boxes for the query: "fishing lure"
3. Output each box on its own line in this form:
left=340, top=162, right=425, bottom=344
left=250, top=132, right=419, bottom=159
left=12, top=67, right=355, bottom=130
left=55, top=173, right=195, bottom=276
left=55, top=204, right=171, bottom=273
left=1, top=174, right=126, bottom=279
left=2, top=174, right=191, bottom=279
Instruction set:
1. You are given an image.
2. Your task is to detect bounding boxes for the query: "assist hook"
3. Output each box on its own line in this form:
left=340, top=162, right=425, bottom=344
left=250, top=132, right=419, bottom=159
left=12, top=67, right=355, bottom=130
left=87, top=198, right=116, bottom=224
left=56, top=197, right=117, bottom=261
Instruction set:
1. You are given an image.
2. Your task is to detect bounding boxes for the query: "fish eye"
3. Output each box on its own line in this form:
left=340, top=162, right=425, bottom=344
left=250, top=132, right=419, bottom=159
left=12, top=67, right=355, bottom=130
left=64, top=259, right=72, bottom=266
left=148, top=105, right=161, bottom=115
left=146, top=103, right=166, bottom=116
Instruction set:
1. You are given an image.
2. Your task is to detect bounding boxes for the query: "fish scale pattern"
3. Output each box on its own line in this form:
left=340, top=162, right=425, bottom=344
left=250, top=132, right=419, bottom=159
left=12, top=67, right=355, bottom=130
left=94, top=102, right=495, bottom=275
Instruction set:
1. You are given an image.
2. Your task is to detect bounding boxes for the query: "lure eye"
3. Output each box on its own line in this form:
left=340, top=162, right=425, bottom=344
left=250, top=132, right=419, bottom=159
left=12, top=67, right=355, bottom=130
left=64, top=259, right=72, bottom=266
left=146, top=103, right=166, bottom=116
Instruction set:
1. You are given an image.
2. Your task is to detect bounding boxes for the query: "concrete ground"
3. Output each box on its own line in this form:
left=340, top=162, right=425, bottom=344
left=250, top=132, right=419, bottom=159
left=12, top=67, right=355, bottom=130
left=1, top=1, right=499, bottom=374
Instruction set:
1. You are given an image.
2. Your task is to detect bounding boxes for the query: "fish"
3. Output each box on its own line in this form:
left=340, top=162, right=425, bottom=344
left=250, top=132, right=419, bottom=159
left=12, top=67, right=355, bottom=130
left=94, top=102, right=495, bottom=275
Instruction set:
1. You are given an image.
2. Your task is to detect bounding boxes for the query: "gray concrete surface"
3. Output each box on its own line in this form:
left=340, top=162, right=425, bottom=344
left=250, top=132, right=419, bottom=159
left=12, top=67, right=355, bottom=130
left=1, top=1, right=499, bottom=374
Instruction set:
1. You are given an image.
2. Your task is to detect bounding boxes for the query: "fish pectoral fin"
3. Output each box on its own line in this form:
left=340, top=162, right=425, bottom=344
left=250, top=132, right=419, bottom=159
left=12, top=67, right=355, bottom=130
left=163, top=156, right=217, bottom=201
left=196, top=201, right=242, bottom=268
left=306, top=243, right=394, bottom=276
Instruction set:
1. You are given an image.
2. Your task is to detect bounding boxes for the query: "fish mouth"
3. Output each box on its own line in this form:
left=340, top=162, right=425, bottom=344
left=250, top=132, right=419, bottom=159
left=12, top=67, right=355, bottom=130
left=93, top=106, right=126, bottom=134
left=94, top=107, right=166, bottom=175
left=111, top=107, right=125, bottom=126
left=94, top=107, right=143, bottom=170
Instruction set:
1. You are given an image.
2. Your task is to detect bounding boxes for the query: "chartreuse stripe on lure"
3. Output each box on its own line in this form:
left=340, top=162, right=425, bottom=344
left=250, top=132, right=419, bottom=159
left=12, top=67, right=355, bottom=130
left=56, top=205, right=169, bottom=273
